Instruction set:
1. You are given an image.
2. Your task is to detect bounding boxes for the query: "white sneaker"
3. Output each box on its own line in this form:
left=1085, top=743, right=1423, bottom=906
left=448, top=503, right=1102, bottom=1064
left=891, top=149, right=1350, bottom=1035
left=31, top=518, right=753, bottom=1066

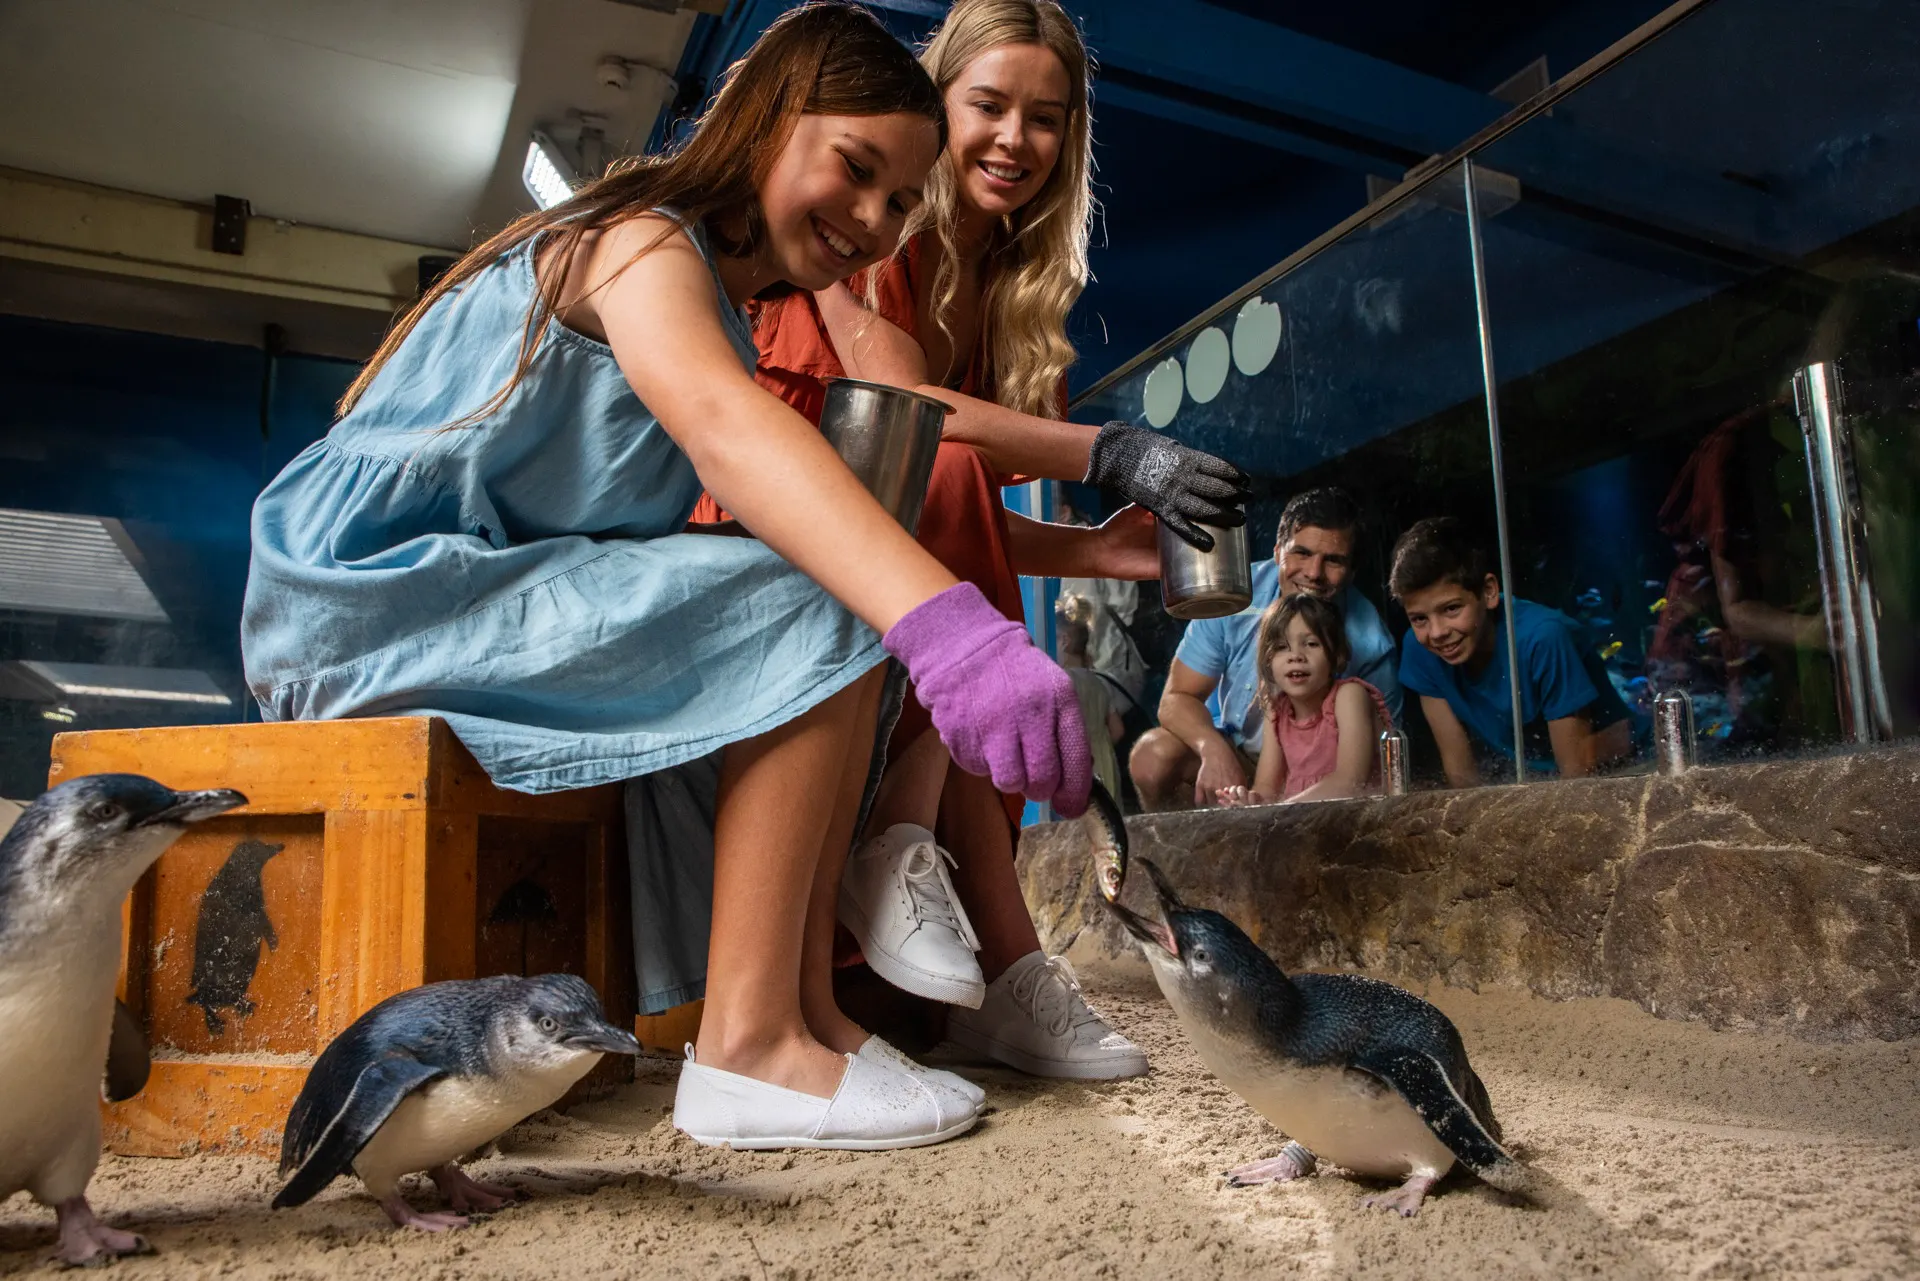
left=672, top=1047, right=977, bottom=1150
left=946, top=952, right=1148, bottom=1080
left=858, top=1034, right=985, bottom=1113
left=839, top=824, right=985, bottom=1008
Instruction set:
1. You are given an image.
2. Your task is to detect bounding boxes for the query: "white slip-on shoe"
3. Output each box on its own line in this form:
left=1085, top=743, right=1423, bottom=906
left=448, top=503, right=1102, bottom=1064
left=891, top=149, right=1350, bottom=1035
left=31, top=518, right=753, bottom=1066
left=839, top=824, right=986, bottom=1008
left=672, top=1046, right=977, bottom=1150
left=858, top=1034, right=986, bottom=1113
left=946, top=952, right=1149, bottom=1080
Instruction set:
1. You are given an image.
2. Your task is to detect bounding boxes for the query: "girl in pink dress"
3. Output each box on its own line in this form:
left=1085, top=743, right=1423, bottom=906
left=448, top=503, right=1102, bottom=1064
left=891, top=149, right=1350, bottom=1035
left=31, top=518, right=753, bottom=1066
left=1218, top=593, right=1391, bottom=806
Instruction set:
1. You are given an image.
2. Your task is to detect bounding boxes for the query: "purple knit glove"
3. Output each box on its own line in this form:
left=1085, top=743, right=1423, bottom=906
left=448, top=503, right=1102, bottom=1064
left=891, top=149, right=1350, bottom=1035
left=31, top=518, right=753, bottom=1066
left=884, top=583, right=1093, bottom=818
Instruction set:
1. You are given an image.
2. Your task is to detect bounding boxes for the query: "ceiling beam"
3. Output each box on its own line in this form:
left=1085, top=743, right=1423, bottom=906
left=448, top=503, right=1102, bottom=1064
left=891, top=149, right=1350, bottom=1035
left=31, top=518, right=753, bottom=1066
left=0, top=167, right=443, bottom=315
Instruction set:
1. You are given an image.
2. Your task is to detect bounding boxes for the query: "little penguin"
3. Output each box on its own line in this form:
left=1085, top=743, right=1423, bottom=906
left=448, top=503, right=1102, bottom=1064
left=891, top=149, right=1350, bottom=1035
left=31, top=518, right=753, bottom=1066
left=1106, top=859, right=1525, bottom=1215
left=274, top=972, right=641, bottom=1231
left=0, top=774, right=247, bottom=1264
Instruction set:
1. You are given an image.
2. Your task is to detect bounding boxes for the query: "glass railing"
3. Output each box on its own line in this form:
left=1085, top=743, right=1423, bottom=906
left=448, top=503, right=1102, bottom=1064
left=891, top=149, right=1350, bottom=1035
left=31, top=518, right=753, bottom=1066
left=1073, top=0, right=1920, bottom=802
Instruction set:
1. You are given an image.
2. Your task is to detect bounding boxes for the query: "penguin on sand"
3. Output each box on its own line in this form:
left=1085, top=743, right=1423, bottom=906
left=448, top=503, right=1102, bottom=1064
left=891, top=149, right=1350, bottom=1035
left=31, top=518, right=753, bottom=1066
left=274, top=973, right=641, bottom=1231
left=0, top=774, right=247, bottom=1264
left=1105, top=859, right=1526, bottom=1216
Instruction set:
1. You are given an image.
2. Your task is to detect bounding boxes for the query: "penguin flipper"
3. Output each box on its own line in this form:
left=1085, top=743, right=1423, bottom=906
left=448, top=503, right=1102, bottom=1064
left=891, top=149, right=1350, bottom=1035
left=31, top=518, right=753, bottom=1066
left=1351, top=1046, right=1527, bottom=1194
left=273, top=1054, right=444, bottom=1209
left=104, top=999, right=151, bottom=1102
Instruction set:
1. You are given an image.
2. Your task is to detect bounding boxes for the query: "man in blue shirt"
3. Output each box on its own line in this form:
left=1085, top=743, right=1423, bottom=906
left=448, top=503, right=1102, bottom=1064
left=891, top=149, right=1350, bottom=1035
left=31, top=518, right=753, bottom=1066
left=1392, top=517, right=1630, bottom=785
left=1130, top=488, right=1401, bottom=810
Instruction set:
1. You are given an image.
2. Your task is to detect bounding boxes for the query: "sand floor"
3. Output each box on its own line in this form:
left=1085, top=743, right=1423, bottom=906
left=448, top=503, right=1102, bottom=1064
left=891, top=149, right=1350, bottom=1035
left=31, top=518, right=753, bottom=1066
left=2, top=976, right=1915, bottom=1279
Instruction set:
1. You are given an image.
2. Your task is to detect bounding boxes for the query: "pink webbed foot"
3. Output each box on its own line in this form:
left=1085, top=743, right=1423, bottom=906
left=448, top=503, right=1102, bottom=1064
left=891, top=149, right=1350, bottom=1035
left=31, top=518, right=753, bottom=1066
left=429, top=1163, right=525, bottom=1214
left=1225, top=1141, right=1316, bottom=1187
left=1361, top=1173, right=1439, bottom=1217
left=379, top=1194, right=470, bottom=1233
left=53, top=1196, right=153, bottom=1267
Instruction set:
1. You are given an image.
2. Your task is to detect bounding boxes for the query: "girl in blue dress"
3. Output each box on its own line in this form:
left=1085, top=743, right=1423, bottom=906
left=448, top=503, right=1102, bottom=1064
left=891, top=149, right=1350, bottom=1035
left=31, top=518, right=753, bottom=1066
left=242, top=2, right=1090, bottom=1164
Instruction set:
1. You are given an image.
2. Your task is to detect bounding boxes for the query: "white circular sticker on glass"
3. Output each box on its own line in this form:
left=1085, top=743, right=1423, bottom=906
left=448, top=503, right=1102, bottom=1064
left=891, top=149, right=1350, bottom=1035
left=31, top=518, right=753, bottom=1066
left=1232, top=295, right=1283, bottom=376
left=1142, top=356, right=1184, bottom=428
left=1184, top=326, right=1230, bottom=403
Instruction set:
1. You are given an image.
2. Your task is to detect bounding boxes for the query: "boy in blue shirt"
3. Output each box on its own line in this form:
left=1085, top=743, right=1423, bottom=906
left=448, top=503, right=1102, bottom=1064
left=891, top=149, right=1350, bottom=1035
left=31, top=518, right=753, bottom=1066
left=1131, top=488, right=1401, bottom=810
left=1392, top=517, right=1630, bottom=786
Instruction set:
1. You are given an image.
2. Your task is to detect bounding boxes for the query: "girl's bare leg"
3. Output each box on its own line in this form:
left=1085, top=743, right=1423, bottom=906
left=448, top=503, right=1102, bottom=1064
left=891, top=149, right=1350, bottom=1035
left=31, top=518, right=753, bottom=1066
left=936, top=765, right=1043, bottom=982
left=800, top=669, right=886, bottom=1054
left=860, top=725, right=951, bottom=838
left=694, top=671, right=879, bottom=1100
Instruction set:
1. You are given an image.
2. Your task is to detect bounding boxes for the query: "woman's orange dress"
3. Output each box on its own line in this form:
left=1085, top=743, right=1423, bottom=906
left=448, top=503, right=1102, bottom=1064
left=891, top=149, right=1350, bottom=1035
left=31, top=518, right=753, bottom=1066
left=690, top=236, right=1032, bottom=830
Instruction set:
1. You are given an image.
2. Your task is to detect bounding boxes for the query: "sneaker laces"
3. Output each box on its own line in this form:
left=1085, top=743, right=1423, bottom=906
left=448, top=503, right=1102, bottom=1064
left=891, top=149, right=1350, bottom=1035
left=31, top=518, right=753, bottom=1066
left=900, top=842, right=980, bottom=952
left=1008, top=956, right=1106, bottom=1040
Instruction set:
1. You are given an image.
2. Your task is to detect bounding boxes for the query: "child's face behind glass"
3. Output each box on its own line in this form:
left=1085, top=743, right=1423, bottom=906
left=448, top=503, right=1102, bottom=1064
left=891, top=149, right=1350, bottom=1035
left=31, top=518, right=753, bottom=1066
left=1401, top=575, right=1502, bottom=667
left=1271, top=615, right=1334, bottom=703
left=760, top=111, right=941, bottom=292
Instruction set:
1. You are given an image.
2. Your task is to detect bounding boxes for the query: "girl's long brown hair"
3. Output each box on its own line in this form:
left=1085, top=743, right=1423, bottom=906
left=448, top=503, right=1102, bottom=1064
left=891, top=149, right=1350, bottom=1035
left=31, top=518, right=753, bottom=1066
left=338, top=1, right=943, bottom=425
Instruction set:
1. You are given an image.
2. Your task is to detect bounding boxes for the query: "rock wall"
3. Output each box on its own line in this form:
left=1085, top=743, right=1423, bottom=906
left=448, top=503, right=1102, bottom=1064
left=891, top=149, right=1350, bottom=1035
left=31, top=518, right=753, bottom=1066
left=1018, top=744, right=1920, bottom=1042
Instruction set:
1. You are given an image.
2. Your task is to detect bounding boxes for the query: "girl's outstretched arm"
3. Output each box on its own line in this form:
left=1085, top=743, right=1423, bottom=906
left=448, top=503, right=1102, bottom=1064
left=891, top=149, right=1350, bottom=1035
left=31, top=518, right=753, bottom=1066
left=1287, top=683, right=1379, bottom=803
left=594, top=222, right=953, bottom=633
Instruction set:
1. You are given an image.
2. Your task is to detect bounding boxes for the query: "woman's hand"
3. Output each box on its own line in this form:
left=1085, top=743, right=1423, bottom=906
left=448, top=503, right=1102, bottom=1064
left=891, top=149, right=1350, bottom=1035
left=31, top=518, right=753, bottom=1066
left=1091, top=505, right=1161, bottom=581
left=1085, top=423, right=1251, bottom=552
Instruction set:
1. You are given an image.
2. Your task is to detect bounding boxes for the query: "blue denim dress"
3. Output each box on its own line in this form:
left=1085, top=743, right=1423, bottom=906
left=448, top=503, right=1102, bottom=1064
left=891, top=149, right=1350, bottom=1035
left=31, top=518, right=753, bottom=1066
left=243, top=221, right=884, bottom=793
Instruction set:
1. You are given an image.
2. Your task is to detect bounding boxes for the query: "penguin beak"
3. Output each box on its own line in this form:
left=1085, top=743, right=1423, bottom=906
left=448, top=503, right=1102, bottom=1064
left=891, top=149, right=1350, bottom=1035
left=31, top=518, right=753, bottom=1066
left=138, top=788, right=249, bottom=827
left=1103, top=858, right=1182, bottom=958
left=565, top=1025, right=641, bottom=1056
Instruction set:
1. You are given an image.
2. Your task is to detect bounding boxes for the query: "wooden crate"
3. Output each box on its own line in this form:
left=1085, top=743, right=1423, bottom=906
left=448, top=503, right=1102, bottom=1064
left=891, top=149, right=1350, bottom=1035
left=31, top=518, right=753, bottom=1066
left=48, top=717, right=636, bottom=1158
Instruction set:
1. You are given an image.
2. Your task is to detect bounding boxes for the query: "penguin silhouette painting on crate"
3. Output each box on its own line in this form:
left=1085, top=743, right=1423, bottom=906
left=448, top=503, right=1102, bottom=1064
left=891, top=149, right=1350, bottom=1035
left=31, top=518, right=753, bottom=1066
left=0, top=774, right=247, bottom=1264
left=1104, top=856, right=1529, bottom=1216
left=185, top=837, right=282, bottom=1035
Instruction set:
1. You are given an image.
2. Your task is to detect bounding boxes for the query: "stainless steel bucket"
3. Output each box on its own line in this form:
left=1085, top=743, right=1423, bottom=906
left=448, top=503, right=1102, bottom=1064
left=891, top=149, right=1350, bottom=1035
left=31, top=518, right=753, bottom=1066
left=820, top=378, right=953, bottom=536
left=1158, top=516, right=1253, bottom=620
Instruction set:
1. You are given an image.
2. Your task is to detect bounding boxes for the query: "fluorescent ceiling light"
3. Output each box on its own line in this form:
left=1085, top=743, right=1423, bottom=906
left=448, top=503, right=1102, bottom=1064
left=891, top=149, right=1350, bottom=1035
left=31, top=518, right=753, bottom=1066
left=523, top=132, right=576, bottom=211
left=0, top=660, right=232, bottom=706
left=0, top=509, right=168, bottom=623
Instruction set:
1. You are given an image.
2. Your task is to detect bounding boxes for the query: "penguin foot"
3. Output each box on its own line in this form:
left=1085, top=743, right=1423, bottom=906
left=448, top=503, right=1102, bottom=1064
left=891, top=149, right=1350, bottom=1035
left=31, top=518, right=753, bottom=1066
left=1360, top=1173, right=1438, bottom=1218
left=1225, top=1142, right=1316, bottom=1187
left=53, top=1197, right=153, bottom=1267
left=379, top=1195, right=470, bottom=1233
left=429, top=1163, right=524, bottom=1213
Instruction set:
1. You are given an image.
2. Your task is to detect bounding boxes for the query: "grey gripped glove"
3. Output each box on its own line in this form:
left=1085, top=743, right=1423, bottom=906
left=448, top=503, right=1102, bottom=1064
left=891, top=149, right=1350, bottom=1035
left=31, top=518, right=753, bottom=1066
left=1084, top=421, right=1251, bottom=552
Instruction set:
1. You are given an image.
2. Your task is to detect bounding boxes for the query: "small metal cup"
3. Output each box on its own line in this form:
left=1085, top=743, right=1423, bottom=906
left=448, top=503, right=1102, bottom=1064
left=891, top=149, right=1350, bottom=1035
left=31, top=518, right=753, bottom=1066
left=819, top=377, right=953, bottom=536
left=1653, top=688, right=1697, bottom=775
left=1158, top=515, right=1253, bottom=620
left=1379, top=726, right=1410, bottom=796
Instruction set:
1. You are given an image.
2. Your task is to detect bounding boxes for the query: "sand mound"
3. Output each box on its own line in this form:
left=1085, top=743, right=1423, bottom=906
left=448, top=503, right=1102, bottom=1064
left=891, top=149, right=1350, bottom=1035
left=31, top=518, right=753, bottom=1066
left=3, top=977, right=1914, bottom=1278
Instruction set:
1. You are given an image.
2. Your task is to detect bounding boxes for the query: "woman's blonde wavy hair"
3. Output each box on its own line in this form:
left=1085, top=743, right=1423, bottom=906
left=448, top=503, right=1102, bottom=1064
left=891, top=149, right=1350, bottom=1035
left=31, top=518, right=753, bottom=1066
left=902, top=0, right=1094, bottom=419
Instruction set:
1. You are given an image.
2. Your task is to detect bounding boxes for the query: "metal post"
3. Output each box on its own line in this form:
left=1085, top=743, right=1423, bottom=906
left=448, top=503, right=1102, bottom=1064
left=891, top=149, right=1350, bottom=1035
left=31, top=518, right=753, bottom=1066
left=1379, top=727, right=1410, bottom=795
left=1653, top=689, right=1696, bottom=775
left=1462, top=158, right=1527, bottom=783
left=1791, top=362, right=1893, bottom=744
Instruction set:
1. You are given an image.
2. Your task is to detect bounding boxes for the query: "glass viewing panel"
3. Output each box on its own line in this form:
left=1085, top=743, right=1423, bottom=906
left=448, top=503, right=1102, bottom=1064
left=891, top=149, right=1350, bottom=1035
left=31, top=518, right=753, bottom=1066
left=1073, top=161, right=1507, bottom=802
left=1476, top=0, right=1920, bottom=772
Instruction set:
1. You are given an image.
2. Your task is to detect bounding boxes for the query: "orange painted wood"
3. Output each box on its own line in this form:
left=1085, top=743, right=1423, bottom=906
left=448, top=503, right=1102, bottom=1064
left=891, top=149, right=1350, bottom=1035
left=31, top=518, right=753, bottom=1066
left=635, top=1000, right=704, bottom=1055
left=101, top=1060, right=309, bottom=1158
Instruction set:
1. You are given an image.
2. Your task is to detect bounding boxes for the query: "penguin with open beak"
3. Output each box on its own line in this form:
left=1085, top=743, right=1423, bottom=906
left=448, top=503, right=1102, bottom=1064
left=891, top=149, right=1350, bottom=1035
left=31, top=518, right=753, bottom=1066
left=0, top=774, right=247, bottom=1264
left=1106, top=859, right=1525, bottom=1215
left=274, top=973, right=641, bottom=1231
